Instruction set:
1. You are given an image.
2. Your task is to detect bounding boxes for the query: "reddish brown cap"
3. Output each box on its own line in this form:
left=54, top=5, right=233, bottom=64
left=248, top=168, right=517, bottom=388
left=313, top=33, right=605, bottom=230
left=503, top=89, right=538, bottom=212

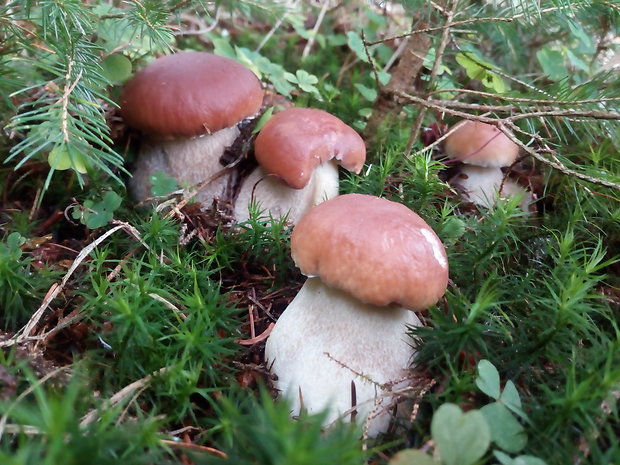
left=121, top=52, right=263, bottom=138
left=291, top=194, right=449, bottom=310
left=254, top=108, right=366, bottom=189
left=444, top=120, right=519, bottom=167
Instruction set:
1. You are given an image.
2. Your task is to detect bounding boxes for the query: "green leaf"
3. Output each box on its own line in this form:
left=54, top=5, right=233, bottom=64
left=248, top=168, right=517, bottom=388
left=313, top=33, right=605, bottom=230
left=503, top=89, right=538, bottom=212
left=536, top=47, right=568, bottom=80
left=260, top=62, right=296, bottom=97
left=48, top=145, right=88, bottom=174
left=500, top=381, right=528, bottom=421
left=6, top=232, right=25, bottom=260
left=252, top=107, right=275, bottom=135
left=494, top=450, right=548, bottom=465
left=80, top=191, right=122, bottom=229
left=456, top=52, right=506, bottom=93
left=456, top=52, right=490, bottom=80
left=347, top=31, right=369, bottom=63
left=235, top=47, right=262, bottom=79
left=485, top=72, right=507, bottom=93
left=480, top=402, right=527, bottom=453
left=326, top=34, right=348, bottom=47
left=358, top=107, right=372, bottom=118
left=389, top=449, right=441, bottom=465
left=284, top=69, right=321, bottom=98
left=431, top=403, right=491, bottom=465
left=100, top=53, right=132, bottom=84
left=354, top=83, right=377, bottom=101
left=294, top=69, right=319, bottom=93
left=149, top=172, right=178, bottom=197
left=212, top=38, right=236, bottom=60
left=476, top=359, right=501, bottom=400
left=377, top=70, right=391, bottom=85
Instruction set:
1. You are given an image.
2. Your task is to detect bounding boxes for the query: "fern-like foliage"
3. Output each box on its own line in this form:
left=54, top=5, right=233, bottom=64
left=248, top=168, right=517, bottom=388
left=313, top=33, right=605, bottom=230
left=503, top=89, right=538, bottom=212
left=0, top=0, right=178, bottom=196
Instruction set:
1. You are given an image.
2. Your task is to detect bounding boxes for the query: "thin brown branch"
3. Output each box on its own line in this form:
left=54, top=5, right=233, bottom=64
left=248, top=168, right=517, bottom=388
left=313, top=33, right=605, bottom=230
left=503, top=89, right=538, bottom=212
left=361, top=29, right=380, bottom=91
left=394, top=90, right=620, bottom=122
left=405, top=96, right=620, bottom=120
left=498, top=121, right=620, bottom=191
left=429, top=88, right=620, bottom=106
left=367, top=6, right=567, bottom=45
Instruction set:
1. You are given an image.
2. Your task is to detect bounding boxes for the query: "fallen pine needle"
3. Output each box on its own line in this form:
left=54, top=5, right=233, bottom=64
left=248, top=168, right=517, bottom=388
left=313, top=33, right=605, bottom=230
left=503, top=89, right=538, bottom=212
left=235, top=323, right=274, bottom=345
left=160, top=439, right=228, bottom=459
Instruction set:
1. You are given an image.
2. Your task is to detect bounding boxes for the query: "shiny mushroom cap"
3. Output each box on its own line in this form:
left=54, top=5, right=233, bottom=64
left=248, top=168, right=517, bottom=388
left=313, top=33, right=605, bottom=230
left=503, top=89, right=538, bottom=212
left=254, top=108, right=366, bottom=189
left=291, top=194, right=449, bottom=310
left=444, top=120, right=519, bottom=167
left=121, top=52, right=264, bottom=139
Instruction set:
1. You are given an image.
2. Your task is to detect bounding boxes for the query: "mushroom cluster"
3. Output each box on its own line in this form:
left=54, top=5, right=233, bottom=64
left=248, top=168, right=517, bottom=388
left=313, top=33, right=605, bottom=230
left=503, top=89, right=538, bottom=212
left=444, top=120, right=532, bottom=210
left=234, top=108, right=366, bottom=224
left=264, top=194, right=449, bottom=436
left=122, top=53, right=367, bottom=224
left=121, top=51, right=264, bottom=204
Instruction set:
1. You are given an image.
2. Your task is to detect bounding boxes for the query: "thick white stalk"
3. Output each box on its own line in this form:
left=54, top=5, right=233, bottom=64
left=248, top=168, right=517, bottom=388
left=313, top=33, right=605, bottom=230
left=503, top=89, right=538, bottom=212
left=130, top=125, right=240, bottom=204
left=234, top=160, right=339, bottom=224
left=265, top=278, right=421, bottom=436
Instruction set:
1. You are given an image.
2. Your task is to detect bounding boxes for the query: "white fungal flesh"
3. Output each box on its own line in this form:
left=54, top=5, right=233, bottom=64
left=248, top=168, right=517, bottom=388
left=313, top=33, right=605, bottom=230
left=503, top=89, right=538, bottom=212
left=130, top=125, right=240, bottom=204
left=234, top=160, right=339, bottom=224
left=264, top=278, right=421, bottom=437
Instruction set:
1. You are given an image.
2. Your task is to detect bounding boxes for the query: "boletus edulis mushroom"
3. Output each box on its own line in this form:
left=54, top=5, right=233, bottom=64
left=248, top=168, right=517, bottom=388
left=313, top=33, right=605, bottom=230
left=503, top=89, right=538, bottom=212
left=264, top=194, right=449, bottom=436
left=444, top=120, right=532, bottom=210
left=121, top=51, right=264, bottom=204
left=233, top=108, right=366, bottom=224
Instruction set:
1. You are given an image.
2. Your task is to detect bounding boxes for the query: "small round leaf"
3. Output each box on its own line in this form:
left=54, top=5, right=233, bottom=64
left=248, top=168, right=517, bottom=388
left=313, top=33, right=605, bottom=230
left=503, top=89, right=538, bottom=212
left=431, top=403, right=491, bottom=465
left=101, top=53, right=132, bottom=83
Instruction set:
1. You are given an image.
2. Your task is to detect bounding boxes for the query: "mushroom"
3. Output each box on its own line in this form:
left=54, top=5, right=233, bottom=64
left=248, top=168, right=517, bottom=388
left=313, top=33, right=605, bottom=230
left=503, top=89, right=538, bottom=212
left=264, top=194, right=449, bottom=436
left=121, top=52, right=264, bottom=204
left=444, top=120, right=532, bottom=210
left=233, top=108, right=366, bottom=224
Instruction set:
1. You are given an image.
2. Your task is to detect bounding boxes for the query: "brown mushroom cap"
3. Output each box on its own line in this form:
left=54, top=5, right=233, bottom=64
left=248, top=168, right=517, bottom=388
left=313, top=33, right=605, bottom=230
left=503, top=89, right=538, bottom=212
left=291, top=194, right=449, bottom=310
left=254, top=108, right=366, bottom=189
left=444, top=120, right=519, bottom=167
left=121, top=52, right=263, bottom=138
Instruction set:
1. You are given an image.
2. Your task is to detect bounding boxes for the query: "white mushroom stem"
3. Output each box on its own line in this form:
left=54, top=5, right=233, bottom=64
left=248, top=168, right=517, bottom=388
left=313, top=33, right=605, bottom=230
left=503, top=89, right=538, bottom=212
left=130, top=125, right=240, bottom=204
left=264, top=278, right=421, bottom=437
left=451, top=165, right=533, bottom=212
left=234, top=160, right=339, bottom=224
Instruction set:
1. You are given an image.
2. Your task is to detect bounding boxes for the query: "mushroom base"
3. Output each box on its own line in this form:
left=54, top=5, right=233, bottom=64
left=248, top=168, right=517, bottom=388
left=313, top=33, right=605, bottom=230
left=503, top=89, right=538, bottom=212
left=451, top=165, right=533, bottom=212
left=130, top=125, right=240, bottom=205
left=234, top=160, right=339, bottom=224
left=264, top=278, right=421, bottom=437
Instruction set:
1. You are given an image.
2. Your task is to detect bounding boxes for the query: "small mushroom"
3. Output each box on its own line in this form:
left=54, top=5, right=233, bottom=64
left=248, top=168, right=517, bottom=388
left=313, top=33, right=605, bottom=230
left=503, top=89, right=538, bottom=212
left=444, top=120, right=532, bottom=209
left=233, top=108, right=366, bottom=224
left=121, top=52, right=264, bottom=204
left=264, top=194, right=449, bottom=436
left=454, top=165, right=533, bottom=211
